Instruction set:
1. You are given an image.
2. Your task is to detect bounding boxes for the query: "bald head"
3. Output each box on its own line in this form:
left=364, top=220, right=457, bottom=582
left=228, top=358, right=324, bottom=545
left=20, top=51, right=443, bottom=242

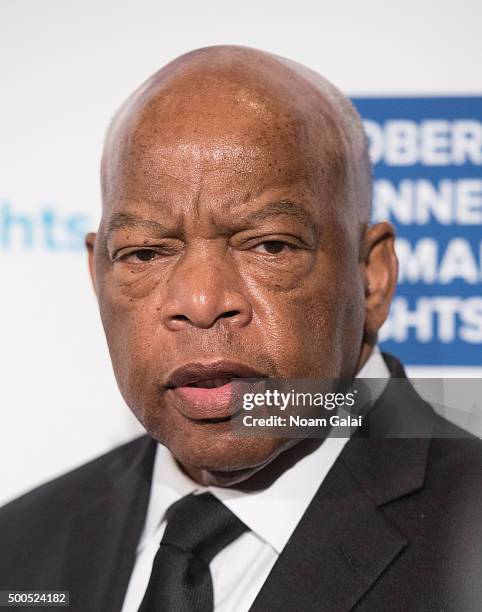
left=101, top=45, right=371, bottom=226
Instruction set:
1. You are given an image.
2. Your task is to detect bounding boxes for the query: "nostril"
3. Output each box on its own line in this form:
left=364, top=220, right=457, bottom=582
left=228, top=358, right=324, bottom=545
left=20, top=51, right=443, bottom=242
left=165, top=307, right=249, bottom=330
left=220, top=310, right=240, bottom=319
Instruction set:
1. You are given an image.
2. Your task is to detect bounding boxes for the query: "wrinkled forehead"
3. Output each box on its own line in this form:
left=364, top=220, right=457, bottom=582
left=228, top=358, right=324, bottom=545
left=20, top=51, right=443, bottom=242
left=101, top=63, right=348, bottom=210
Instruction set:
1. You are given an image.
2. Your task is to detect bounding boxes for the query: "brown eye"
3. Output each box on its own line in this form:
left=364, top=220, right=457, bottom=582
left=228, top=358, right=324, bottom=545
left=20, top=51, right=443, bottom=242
left=133, top=249, right=158, bottom=262
left=256, top=241, right=290, bottom=254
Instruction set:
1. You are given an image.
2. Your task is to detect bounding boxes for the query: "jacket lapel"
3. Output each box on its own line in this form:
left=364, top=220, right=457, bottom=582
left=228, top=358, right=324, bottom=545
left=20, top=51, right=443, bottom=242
left=250, top=356, right=434, bottom=612
left=60, top=435, right=157, bottom=612
left=248, top=455, right=407, bottom=612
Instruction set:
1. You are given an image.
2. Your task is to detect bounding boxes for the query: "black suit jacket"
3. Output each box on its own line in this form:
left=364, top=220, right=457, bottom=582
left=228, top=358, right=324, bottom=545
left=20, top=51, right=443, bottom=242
left=1, top=354, right=482, bottom=611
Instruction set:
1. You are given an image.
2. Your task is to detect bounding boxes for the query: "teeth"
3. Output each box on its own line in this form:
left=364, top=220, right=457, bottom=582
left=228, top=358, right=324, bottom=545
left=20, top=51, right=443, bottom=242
left=189, top=378, right=230, bottom=388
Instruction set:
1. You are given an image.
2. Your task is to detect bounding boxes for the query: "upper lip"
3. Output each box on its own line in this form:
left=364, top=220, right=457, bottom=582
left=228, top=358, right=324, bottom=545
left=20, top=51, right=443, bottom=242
left=165, top=360, right=266, bottom=388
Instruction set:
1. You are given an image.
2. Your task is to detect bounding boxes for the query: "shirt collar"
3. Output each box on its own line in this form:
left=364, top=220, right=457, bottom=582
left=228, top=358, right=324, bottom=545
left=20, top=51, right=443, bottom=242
left=140, top=347, right=390, bottom=555
left=357, top=345, right=390, bottom=379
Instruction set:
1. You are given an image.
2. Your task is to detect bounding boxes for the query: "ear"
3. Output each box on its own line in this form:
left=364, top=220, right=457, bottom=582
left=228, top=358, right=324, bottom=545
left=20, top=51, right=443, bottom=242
left=362, top=221, right=398, bottom=340
left=85, top=232, right=98, bottom=294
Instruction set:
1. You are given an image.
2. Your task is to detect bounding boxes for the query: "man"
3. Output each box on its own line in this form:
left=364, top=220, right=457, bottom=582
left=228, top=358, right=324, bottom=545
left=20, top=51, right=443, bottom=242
left=1, top=46, right=481, bottom=612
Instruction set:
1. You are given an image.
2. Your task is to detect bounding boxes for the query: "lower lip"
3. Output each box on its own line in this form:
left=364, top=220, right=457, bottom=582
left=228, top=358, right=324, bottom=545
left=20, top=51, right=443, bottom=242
left=171, top=381, right=235, bottom=420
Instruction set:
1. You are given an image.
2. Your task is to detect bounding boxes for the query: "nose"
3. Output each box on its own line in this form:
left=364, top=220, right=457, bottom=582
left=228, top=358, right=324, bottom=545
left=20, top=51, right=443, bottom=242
left=161, top=248, right=253, bottom=331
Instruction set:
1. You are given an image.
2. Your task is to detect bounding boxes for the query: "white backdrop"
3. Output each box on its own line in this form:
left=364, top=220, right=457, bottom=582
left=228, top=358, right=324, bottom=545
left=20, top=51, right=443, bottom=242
left=1, top=0, right=481, bottom=506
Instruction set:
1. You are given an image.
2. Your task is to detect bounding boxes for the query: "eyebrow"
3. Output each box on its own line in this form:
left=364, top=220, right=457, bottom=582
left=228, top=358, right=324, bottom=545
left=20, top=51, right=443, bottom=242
left=240, top=200, right=317, bottom=231
left=105, top=213, right=167, bottom=241
left=241, top=200, right=311, bottom=221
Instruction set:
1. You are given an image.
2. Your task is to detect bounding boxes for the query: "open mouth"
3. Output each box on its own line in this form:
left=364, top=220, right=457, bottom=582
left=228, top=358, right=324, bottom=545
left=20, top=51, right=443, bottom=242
left=185, top=377, right=233, bottom=389
left=165, top=360, right=266, bottom=420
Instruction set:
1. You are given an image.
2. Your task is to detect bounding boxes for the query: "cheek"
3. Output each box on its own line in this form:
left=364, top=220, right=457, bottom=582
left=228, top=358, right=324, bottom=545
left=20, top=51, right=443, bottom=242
left=97, top=278, right=160, bottom=403
left=234, top=249, right=316, bottom=292
left=242, top=252, right=365, bottom=377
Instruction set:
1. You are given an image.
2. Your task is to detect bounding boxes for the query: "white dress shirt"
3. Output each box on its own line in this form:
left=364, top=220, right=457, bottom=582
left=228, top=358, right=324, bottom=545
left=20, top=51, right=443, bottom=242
left=121, top=347, right=390, bottom=612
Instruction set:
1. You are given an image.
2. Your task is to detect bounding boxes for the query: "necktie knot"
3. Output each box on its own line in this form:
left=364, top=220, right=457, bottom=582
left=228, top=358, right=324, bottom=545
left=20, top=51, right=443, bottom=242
left=162, top=492, right=247, bottom=563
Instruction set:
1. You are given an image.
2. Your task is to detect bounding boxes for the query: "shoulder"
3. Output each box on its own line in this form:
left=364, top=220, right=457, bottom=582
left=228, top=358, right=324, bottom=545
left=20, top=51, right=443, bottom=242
left=359, top=350, right=482, bottom=497
left=380, top=356, right=482, bottom=527
left=0, top=435, right=155, bottom=590
left=0, top=435, right=151, bottom=533
left=427, top=417, right=482, bottom=490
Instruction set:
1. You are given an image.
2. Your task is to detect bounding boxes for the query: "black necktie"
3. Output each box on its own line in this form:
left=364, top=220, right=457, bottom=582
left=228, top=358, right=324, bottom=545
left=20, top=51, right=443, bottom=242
left=138, top=492, right=248, bottom=612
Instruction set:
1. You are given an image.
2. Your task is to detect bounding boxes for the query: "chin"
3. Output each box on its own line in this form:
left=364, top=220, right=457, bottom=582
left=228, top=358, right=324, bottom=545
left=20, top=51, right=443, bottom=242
left=159, top=423, right=288, bottom=484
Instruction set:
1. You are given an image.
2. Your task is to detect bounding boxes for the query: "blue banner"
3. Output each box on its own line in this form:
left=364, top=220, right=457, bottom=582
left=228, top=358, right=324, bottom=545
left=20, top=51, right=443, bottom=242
left=353, top=97, right=482, bottom=366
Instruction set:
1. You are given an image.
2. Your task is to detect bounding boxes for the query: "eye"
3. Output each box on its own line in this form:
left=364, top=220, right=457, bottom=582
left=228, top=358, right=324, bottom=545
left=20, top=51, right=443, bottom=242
left=113, top=240, right=183, bottom=263
left=253, top=240, right=294, bottom=255
left=126, top=249, right=159, bottom=262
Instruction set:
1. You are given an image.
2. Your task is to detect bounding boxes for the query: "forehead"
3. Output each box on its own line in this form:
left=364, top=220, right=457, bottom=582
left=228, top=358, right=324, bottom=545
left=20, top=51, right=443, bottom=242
left=102, top=72, right=347, bottom=215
